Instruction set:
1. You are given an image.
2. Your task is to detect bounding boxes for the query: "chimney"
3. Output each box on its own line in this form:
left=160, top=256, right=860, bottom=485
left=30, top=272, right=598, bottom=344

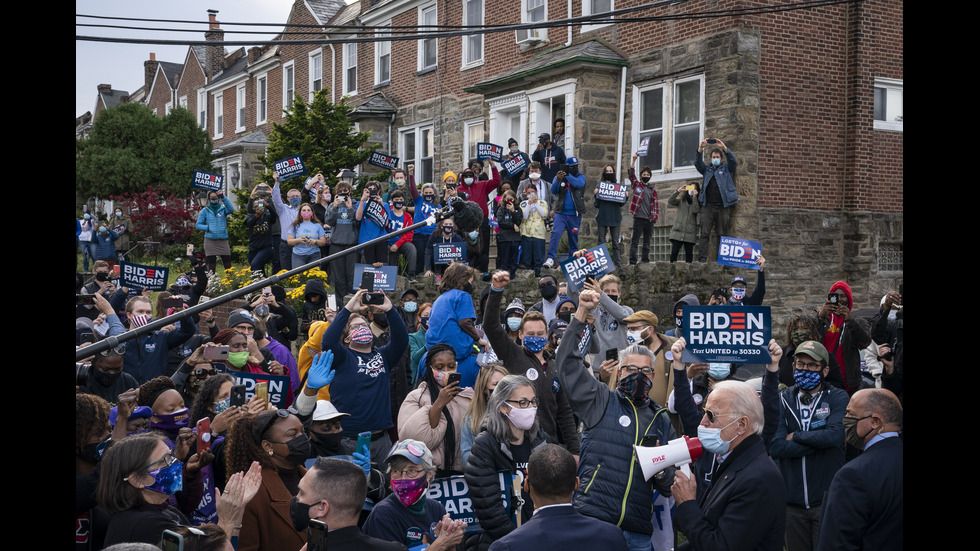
left=144, top=53, right=159, bottom=97
left=205, top=9, right=224, bottom=79
left=97, top=83, right=112, bottom=93
left=248, top=46, right=262, bottom=65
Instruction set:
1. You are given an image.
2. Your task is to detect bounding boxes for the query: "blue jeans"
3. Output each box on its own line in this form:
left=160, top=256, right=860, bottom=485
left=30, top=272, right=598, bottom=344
left=622, top=529, right=653, bottom=551
left=547, top=213, right=581, bottom=260
left=82, top=241, right=98, bottom=271
left=519, top=237, right=546, bottom=275
left=248, top=247, right=275, bottom=275
left=292, top=250, right=321, bottom=269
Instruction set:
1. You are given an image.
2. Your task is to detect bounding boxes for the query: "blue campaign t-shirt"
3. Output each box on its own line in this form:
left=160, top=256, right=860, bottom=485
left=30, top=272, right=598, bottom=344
left=289, top=221, right=325, bottom=255
left=413, top=197, right=440, bottom=236
left=426, top=288, right=478, bottom=365
left=357, top=200, right=392, bottom=244
left=387, top=210, right=411, bottom=246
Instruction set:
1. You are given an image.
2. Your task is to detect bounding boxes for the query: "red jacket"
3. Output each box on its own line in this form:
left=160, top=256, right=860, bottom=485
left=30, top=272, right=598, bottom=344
left=457, top=167, right=501, bottom=217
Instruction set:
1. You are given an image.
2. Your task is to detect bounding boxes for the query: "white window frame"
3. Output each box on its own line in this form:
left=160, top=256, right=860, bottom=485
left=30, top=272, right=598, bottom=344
left=399, top=122, right=435, bottom=184
left=463, top=119, right=485, bottom=164
left=214, top=92, right=224, bottom=139
left=527, top=79, right=575, bottom=156
left=179, top=95, right=188, bottom=109
left=256, top=74, right=268, bottom=125
left=375, top=24, right=391, bottom=86
left=309, top=49, right=323, bottom=100
left=462, top=0, right=484, bottom=69
left=582, top=0, right=614, bottom=32
left=165, top=101, right=173, bottom=115
left=236, top=83, right=247, bottom=132
left=631, top=74, right=705, bottom=183
left=418, top=5, right=438, bottom=71
left=873, top=78, right=903, bottom=132
left=198, top=89, right=207, bottom=129
left=519, top=0, right=548, bottom=43
left=343, top=43, right=358, bottom=96
left=283, top=61, right=295, bottom=110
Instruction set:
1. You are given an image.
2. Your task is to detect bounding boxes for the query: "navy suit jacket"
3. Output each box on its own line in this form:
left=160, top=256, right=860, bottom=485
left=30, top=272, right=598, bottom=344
left=488, top=504, right=627, bottom=551
left=816, top=436, right=903, bottom=551
left=675, top=434, right=786, bottom=551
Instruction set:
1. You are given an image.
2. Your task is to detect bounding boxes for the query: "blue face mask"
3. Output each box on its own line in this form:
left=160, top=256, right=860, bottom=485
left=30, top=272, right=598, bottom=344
left=523, top=336, right=547, bottom=353
left=468, top=231, right=479, bottom=240
left=794, top=369, right=823, bottom=391
left=84, top=213, right=91, bottom=220
left=507, top=318, right=522, bottom=332
left=698, top=418, right=738, bottom=455
left=143, top=459, right=184, bottom=495
left=403, top=301, right=418, bottom=313
left=214, top=397, right=231, bottom=414
left=289, top=196, right=302, bottom=207
left=711, top=158, right=721, bottom=167
left=707, top=363, right=731, bottom=380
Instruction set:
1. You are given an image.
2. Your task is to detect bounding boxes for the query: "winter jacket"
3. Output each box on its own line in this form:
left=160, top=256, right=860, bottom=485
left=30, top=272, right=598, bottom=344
left=464, top=427, right=549, bottom=551
left=694, top=149, right=739, bottom=208
left=667, top=189, right=701, bottom=243
left=397, top=383, right=474, bottom=473
left=94, top=228, right=119, bottom=260
left=109, top=213, right=133, bottom=251
left=556, top=317, right=675, bottom=536
left=195, top=197, right=235, bottom=240
left=769, top=385, right=848, bottom=509
left=549, top=171, right=587, bottom=216
left=817, top=314, right=871, bottom=392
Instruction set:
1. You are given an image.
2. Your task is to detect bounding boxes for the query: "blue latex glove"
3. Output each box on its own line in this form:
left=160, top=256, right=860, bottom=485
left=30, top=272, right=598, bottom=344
left=352, top=450, right=371, bottom=478
left=307, top=350, right=336, bottom=389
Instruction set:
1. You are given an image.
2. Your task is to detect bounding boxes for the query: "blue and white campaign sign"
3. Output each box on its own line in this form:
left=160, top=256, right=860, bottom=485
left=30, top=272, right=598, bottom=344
left=353, top=263, right=397, bottom=291
left=191, top=170, right=224, bottom=192
left=120, top=262, right=169, bottom=291
left=434, top=242, right=465, bottom=265
left=560, top=244, right=615, bottom=291
left=682, top=305, right=772, bottom=364
left=595, top=180, right=628, bottom=203
left=228, top=370, right=292, bottom=408
left=637, top=136, right=651, bottom=157
left=111, top=224, right=127, bottom=235
left=427, top=473, right=514, bottom=534
left=368, top=152, right=400, bottom=170
left=273, top=155, right=308, bottom=180
left=502, top=153, right=529, bottom=177
left=717, top=236, right=763, bottom=269
left=477, top=142, right=504, bottom=162
left=363, top=199, right=389, bottom=228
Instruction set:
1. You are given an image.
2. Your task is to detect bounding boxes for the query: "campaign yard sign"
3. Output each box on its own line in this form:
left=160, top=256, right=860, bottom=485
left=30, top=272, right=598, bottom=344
left=353, top=264, right=397, bottom=291
left=560, top=244, right=615, bottom=291
left=120, top=262, right=169, bottom=291
left=502, top=153, right=529, bottom=177
left=368, top=152, right=400, bottom=170
left=637, top=136, right=651, bottom=157
left=681, top=305, right=772, bottom=364
left=273, top=155, right=308, bottom=180
left=191, top=170, right=224, bottom=192
left=717, top=236, right=763, bottom=270
left=595, top=180, right=628, bottom=203
left=364, top=199, right=389, bottom=228
left=427, top=472, right=515, bottom=534
left=228, top=370, right=292, bottom=408
left=434, top=242, right=465, bottom=265
left=476, top=142, right=504, bottom=162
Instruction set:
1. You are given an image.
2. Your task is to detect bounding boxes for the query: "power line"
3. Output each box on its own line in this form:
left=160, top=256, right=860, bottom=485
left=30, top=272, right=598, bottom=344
left=76, top=0, right=858, bottom=46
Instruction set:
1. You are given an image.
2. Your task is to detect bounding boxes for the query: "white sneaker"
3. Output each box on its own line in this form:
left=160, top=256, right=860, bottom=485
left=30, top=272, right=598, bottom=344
left=543, top=258, right=555, bottom=269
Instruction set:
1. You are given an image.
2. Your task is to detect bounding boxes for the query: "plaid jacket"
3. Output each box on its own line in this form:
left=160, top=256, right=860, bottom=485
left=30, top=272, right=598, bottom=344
left=628, top=169, right=659, bottom=222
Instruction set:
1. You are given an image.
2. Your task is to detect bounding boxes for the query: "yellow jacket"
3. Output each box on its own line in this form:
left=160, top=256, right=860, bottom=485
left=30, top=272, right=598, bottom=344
left=297, top=320, right=332, bottom=401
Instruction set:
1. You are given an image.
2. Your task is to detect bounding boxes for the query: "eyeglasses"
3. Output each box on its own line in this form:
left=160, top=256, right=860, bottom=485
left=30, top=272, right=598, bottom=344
left=142, top=450, right=177, bottom=471
left=99, top=344, right=126, bottom=356
left=259, top=408, right=293, bottom=438
left=192, top=367, right=218, bottom=378
left=794, top=360, right=822, bottom=371
left=389, top=466, right=427, bottom=479
left=704, top=409, right=738, bottom=424
left=621, top=365, right=654, bottom=376
left=506, top=398, right=539, bottom=409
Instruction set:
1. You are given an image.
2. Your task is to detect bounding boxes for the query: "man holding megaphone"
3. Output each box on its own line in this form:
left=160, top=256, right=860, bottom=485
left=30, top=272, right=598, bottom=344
left=555, top=289, right=677, bottom=551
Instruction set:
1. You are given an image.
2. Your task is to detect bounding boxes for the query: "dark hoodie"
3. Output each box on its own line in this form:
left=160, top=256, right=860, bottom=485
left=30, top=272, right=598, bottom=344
left=301, top=279, right=329, bottom=335
left=665, top=293, right=700, bottom=337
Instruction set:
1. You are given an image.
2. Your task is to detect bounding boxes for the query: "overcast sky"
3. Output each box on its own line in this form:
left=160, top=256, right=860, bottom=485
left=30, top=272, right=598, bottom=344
left=76, top=1, right=296, bottom=117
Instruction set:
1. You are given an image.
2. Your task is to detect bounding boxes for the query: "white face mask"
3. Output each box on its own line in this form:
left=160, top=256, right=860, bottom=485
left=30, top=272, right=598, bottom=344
left=529, top=172, right=541, bottom=180
left=627, top=328, right=647, bottom=345
left=504, top=406, right=537, bottom=431
left=731, top=287, right=746, bottom=301
left=463, top=177, right=474, bottom=185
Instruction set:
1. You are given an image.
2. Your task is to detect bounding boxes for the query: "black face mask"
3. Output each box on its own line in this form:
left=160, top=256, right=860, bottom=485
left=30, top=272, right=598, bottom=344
left=290, top=496, right=315, bottom=531
left=557, top=311, right=573, bottom=323
left=603, top=172, right=615, bottom=181
left=276, top=434, right=313, bottom=466
left=95, top=272, right=110, bottom=282
left=79, top=438, right=109, bottom=465
left=92, top=369, right=121, bottom=387
left=419, top=316, right=429, bottom=330
left=372, top=313, right=389, bottom=329
left=311, top=431, right=345, bottom=456
left=568, top=167, right=579, bottom=176
left=540, top=284, right=558, bottom=300
left=607, top=295, right=619, bottom=303
left=462, top=283, right=474, bottom=294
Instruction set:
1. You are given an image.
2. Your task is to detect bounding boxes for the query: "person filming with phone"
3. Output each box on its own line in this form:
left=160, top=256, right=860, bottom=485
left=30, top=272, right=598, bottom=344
left=694, top=138, right=738, bottom=263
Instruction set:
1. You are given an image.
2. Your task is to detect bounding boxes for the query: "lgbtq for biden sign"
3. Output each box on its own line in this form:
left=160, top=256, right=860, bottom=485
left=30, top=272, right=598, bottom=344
left=681, top=305, right=772, bottom=364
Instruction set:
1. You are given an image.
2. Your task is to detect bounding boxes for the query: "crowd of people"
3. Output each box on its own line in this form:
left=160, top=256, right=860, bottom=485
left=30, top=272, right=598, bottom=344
left=76, top=134, right=903, bottom=551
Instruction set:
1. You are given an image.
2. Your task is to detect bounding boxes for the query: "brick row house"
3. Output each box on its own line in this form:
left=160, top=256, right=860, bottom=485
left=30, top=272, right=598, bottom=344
left=94, top=0, right=902, bottom=301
